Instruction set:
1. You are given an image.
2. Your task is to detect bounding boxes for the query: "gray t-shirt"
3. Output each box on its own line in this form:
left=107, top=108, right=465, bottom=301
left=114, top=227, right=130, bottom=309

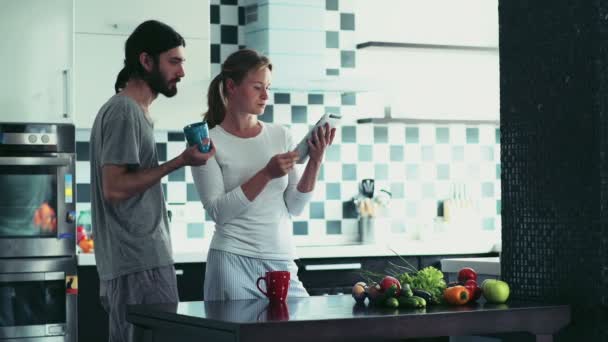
left=90, top=94, right=173, bottom=281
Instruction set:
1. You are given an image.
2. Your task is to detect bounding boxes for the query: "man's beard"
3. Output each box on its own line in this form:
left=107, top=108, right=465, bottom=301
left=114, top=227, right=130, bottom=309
left=144, top=65, right=178, bottom=98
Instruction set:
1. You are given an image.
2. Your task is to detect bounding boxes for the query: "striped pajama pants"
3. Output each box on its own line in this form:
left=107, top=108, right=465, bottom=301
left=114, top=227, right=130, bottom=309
left=203, top=249, right=309, bottom=301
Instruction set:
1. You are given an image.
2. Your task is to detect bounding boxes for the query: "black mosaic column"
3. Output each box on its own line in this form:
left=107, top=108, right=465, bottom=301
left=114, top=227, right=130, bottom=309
left=500, top=1, right=608, bottom=340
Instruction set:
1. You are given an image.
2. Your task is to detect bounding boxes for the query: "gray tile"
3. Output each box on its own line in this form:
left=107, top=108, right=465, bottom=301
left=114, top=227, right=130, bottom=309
left=406, top=165, right=419, bottom=180
left=341, top=92, right=356, bottom=105
left=325, top=106, right=341, bottom=114
left=326, top=0, right=338, bottom=11
left=390, top=145, right=404, bottom=161
left=375, top=164, right=388, bottom=180
left=342, top=126, right=356, bottom=143
left=308, top=94, right=324, bottom=105
left=421, top=146, right=434, bottom=161
left=326, top=68, right=340, bottom=76
left=452, top=146, right=464, bottom=161
left=187, top=183, right=199, bottom=202
left=326, top=31, right=339, bottom=48
left=358, top=145, right=372, bottom=161
left=326, top=144, right=341, bottom=161
left=436, top=127, right=449, bottom=143
left=274, top=93, right=290, bottom=104
left=495, top=128, right=500, bottom=144
left=497, top=200, right=501, bottom=215
left=422, top=183, right=435, bottom=198
left=310, top=202, right=325, bottom=219
left=76, top=142, right=90, bottom=161
left=326, top=220, right=342, bottom=235
left=187, top=223, right=204, bottom=239
left=340, top=13, right=355, bottom=30
left=291, top=105, right=307, bottom=123
left=326, top=183, right=341, bottom=200
left=406, top=127, right=419, bottom=143
left=340, top=50, right=356, bottom=68
left=482, top=218, right=495, bottom=231
left=293, top=221, right=308, bottom=235
left=374, top=126, right=388, bottom=143
left=390, top=182, right=404, bottom=199
left=481, top=146, right=494, bottom=161
left=342, top=164, right=357, bottom=180
left=466, top=127, right=479, bottom=143
left=260, top=104, right=273, bottom=123
left=437, top=164, right=450, bottom=180
left=169, top=167, right=185, bottom=181
left=496, top=164, right=501, bottom=179
left=482, top=182, right=494, bottom=197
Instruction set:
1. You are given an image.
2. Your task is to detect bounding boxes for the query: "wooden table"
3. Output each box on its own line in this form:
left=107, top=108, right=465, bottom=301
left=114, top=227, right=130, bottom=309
left=127, top=295, right=570, bottom=342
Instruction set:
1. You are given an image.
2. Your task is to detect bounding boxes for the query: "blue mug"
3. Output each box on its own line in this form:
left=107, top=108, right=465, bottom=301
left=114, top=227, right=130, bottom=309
left=183, top=122, right=211, bottom=153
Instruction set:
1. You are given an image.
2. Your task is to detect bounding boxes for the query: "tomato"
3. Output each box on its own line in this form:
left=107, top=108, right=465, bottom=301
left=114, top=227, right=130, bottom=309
left=464, top=279, right=482, bottom=302
left=457, top=267, right=478, bottom=283
left=379, top=276, right=402, bottom=296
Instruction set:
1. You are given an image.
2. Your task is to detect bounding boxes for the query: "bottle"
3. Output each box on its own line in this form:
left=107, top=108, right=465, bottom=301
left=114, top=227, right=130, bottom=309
left=77, top=210, right=92, bottom=240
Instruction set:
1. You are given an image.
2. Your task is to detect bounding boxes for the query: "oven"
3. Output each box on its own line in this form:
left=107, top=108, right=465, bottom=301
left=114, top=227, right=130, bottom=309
left=0, top=257, right=77, bottom=341
left=0, top=123, right=76, bottom=258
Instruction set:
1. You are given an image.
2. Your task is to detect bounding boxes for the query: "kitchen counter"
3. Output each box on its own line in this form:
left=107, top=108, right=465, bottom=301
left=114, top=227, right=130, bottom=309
left=127, top=295, right=570, bottom=342
left=440, top=257, right=501, bottom=276
left=77, top=235, right=500, bottom=266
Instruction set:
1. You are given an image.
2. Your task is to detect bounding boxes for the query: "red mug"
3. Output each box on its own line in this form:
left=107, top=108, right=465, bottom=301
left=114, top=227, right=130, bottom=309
left=256, top=271, right=290, bottom=303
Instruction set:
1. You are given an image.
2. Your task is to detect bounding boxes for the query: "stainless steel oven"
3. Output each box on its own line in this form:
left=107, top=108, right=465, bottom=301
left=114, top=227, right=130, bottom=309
left=0, top=123, right=76, bottom=258
left=0, top=257, right=77, bottom=342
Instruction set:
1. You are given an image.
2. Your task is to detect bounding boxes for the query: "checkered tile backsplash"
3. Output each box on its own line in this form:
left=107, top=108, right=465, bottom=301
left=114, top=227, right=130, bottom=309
left=75, top=0, right=501, bottom=247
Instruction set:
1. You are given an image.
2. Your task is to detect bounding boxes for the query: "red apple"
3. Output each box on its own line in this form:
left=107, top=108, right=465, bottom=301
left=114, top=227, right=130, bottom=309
left=457, top=267, right=478, bottom=283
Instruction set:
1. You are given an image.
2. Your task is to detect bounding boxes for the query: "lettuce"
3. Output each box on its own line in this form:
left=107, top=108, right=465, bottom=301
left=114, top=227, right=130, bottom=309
left=398, top=266, right=446, bottom=304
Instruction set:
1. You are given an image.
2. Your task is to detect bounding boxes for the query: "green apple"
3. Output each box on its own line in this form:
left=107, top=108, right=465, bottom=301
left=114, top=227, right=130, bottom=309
left=481, top=279, right=510, bottom=303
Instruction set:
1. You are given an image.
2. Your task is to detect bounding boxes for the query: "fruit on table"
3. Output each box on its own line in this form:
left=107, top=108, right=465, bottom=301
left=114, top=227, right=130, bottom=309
left=366, top=283, right=382, bottom=303
left=457, top=267, right=477, bottom=283
left=379, top=275, right=402, bottom=296
left=385, top=297, right=399, bottom=308
left=444, top=285, right=470, bottom=305
left=411, top=289, right=432, bottom=304
left=481, top=279, right=510, bottom=303
left=401, top=283, right=413, bottom=298
left=352, top=282, right=367, bottom=304
left=463, top=279, right=482, bottom=302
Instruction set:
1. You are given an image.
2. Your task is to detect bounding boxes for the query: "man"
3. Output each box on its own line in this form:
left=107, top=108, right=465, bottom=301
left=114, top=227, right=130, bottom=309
left=89, top=20, right=215, bottom=342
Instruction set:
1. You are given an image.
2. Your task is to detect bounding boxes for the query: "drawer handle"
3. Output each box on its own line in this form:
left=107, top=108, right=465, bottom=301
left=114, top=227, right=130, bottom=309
left=304, top=263, right=362, bottom=271
left=175, top=269, right=184, bottom=276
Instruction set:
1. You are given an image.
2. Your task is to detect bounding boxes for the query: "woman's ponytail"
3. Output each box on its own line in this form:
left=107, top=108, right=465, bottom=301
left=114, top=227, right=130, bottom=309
left=204, top=73, right=226, bottom=129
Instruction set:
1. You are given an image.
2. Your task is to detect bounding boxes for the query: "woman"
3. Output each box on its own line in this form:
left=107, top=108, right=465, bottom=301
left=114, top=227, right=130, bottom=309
left=191, top=49, right=334, bottom=301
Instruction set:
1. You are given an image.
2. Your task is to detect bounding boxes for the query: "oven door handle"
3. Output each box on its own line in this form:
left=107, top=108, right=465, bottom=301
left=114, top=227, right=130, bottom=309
left=0, top=157, right=71, bottom=166
left=303, top=263, right=362, bottom=271
left=0, top=271, right=65, bottom=282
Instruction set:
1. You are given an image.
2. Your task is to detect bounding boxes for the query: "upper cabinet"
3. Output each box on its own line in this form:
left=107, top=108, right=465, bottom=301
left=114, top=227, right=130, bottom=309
left=354, top=0, right=499, bottom=122
left=0, top=0, right=74, bottom=124
left=73, top=0, right=210, bottom=130
left=74, top=0, right=209, bottom=39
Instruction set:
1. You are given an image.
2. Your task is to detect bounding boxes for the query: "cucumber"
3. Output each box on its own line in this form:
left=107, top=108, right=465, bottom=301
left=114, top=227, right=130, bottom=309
left=398, top=295, right=426, bottom=308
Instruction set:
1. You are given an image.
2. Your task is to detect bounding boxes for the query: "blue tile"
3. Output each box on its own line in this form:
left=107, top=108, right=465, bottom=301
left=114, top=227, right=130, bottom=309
left=390, top=182, right=404, bottom=199
left=342, top=164, right=357, bottom=180
left=318, top=164, right=325, bottom=181
left=326, top=144, right=341, bottom=161
left=326, top=68, right=340, bottom=76
left=291, top=106, right=307, bottom=123
left=220, top=25, right=238, bottom=44
left=406, top=202, right=417, bottom=217
left=326, top=0, right=338, bottom=10
left=310, top=202, right=325, bottom=219
left=76, top=142, right=90, bottom=161
left=156, top=143, right=167, bottom=161
left=238, top=6, right=245, bottom=25
left=342, top=126, right=356, bottom=143
left=358, top=145, right=372, bottom=161
left=406, top=165, right=419, bottom=180
left=495, top=128, right=500, bottom=144
left=168, top=132, right=185, bottom=141
left=326, top=31, right=339, bottom=48
left=274, top=93, right=290, bottom=104
left=293, top=221, right=308, bottom=235
left=437, top=164, right=450, bottom=180
left=187, top=223, right=204, bottom=239
left=187, top=183, right=199, bottom=202
left=436, top=127, right=449, bottom=143
left=496, top=164, right=501, bottom=179
left=482, top=182, right=494, bottom=197
left=341, top=92, right=356, bottom=105
left=452, top=146, right=464, bottom=161
left=390, top=145, right=404, bottom=161
left=340, top=13, right=355, bottom=30
left=76, top=184, right=90, bottom=203
left=326, top=220, right=342, bottom=235
left=497, top=200, right=501, bottom=215
left=210, top=44, right=220, bottom=63
left=326, top=183, right=341, bottom=200
left=374, top=126, right=388, bottom=143
left=482, top=218, right=495, bottom=231
left=406, top=127, right=419, bottom=143
left=325, top=106, right=341, bottom=114
left=342, top=201, right=358, bottom=218
left=466, top=127, right=479, bottom=143
left=341, top=50, right=356, bottom=68
left=308, top=94, right=324, bottom=105
left=421, top=146, right=434, bottom=161
left=375, top=164, right=389, bottom=180
left=205, top=210, right=212, bottom=222
left=169, top=167, right=185, bottom=181
left=210, top=5, right=220, bottom=24
left=481, top=146, right=494, bottom=161
left=260, top=104, right=273, bottom=123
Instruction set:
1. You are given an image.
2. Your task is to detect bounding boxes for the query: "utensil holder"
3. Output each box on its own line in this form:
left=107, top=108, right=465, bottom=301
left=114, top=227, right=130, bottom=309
left=359, top=217, right=375, bottom=244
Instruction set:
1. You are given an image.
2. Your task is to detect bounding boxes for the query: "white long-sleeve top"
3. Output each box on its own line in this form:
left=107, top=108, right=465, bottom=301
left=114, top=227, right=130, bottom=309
left=191, top=122, right=312, bottom=260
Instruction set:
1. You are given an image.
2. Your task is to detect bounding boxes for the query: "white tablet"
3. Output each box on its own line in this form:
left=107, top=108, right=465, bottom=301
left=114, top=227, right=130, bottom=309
left=294, top=113, right=342, bottom=164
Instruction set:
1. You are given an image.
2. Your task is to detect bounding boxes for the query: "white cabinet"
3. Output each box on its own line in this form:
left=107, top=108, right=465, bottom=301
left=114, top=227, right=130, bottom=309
left=0, top=0, right=73, bottom=124
left=73, top=0, right=210, bottom=130
left=74, top=34, right=210, bottom=130
left=75, top=0, right=209, bottom=39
